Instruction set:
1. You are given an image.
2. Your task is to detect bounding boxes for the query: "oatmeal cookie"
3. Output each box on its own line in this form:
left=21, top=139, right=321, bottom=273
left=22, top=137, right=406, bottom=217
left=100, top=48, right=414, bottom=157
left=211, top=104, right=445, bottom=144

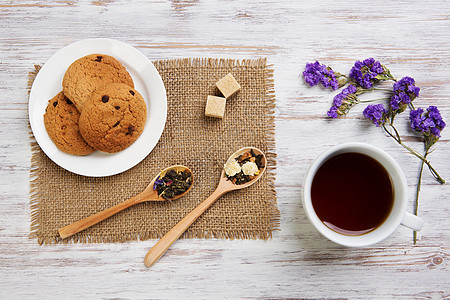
left=79, top=83, right=147, bottom=153
left=62, top=54, right=134, bottom=112
left=43, top=92, right=96, bottom=155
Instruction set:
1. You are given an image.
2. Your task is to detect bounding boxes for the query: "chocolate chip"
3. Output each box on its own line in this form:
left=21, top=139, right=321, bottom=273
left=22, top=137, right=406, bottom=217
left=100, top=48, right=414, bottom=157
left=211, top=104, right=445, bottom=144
left=65, top=98, right=73, bottom=105
left=113, top=121, right=120, bottom=128
left=115, top=106, right=120, bottom=110
left=95, top=56, right=103, bottom=62
left=125, top=125, right=135, bottom=135
left=53, top=101, right=58, bottom=107
left=101, top=95, right=109, bottom=103
left=129, top=90, right=135, bottom=96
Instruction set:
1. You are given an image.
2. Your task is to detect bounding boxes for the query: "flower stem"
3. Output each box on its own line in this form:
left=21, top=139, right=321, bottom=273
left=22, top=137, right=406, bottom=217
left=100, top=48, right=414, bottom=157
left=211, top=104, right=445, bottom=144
left=390, top=117, right=402, bottom=141
left=397, top=140, right=444, bottom=183
left=382, top=124, right=445, bottom=184
left=413, top=148, right=428, bottom=245
left=383, top=120, right=401, bottom=143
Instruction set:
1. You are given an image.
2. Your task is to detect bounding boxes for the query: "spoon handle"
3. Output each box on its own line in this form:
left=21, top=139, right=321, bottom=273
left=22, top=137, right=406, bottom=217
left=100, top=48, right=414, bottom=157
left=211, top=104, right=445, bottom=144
left=58, top=197, right=138, bottom=239
left=144, top=186, right=227, bottom=267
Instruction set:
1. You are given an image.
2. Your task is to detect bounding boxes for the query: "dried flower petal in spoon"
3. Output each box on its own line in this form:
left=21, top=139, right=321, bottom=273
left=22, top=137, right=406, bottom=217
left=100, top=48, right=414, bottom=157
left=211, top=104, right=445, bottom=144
left=224, top=149, right=265, bottom=185
left=153, top=169, right=193, bottom=200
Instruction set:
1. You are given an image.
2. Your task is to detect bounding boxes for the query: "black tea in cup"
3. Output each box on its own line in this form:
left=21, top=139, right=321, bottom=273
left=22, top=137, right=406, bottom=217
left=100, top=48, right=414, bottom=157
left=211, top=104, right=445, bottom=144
left=311, top=152, right=394, bottom=236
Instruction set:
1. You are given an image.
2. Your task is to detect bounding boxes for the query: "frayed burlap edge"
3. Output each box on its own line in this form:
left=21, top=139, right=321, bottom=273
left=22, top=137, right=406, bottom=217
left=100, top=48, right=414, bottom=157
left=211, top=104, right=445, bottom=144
left=263, top=61, right=280, bottom=239
left=28, top=65, right=47, bottom=244
left=28, top=59, right=279, bottom=244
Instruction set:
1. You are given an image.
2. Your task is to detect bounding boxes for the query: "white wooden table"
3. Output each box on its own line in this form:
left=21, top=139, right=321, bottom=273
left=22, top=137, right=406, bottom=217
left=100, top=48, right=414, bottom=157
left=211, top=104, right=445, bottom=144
left=1, top=1, right=449, bottom=298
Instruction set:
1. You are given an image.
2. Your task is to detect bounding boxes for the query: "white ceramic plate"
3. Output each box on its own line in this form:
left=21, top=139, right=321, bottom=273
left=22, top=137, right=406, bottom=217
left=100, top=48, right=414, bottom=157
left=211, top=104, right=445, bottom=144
left=29, top=38, right=167, bottom=177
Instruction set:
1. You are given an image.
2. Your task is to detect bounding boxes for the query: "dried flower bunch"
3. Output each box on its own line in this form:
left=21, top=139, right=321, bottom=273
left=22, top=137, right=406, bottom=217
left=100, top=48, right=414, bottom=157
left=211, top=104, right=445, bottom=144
left=303, top=58, right=446, bottom=243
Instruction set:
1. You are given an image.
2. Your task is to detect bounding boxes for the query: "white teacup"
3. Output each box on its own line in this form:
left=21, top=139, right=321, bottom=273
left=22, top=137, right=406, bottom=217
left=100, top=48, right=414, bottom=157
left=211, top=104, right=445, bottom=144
left=302, top=142, right=423, bottom=247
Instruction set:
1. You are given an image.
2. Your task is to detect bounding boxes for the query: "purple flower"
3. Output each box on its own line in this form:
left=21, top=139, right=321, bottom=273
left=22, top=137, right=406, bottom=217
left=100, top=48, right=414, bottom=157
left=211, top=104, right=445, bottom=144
left=327, top=85, right=358, bottom=118
left=343, top=84, right=357, bottom=95
left=410, top=106, right=446, bottom=138
left=390, top=95, right=401, bottom=110
left=393, top=76, right=420, bottom=97
left=303, top=61, right=339, bottom=90
left=369, top=59, right=384, bottom=74
left=410, top=107, right=425, bottom=129
left=327, top=105, right=338, bottom=118
left=153, top=176, right=164, bottom=190
left=349, top=58, right=386, bottom=89
left=390, top=76, right=420, bottom=113
left=363, top=104, right=387, bottom=127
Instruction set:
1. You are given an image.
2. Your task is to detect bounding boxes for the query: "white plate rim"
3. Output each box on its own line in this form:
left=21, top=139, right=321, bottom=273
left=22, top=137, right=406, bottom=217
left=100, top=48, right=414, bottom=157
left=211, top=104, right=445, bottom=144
left=28, top=38, right=167, bottom=177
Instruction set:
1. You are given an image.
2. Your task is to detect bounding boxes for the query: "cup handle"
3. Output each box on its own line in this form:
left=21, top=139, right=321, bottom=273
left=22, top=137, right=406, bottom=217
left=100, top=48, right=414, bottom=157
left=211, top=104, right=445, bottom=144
left=401, top=212, right=424, bottom=231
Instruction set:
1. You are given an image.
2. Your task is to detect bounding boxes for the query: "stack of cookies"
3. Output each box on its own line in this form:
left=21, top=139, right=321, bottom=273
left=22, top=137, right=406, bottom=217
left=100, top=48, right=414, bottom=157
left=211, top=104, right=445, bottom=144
left=43, top=54, right=147, bottom=155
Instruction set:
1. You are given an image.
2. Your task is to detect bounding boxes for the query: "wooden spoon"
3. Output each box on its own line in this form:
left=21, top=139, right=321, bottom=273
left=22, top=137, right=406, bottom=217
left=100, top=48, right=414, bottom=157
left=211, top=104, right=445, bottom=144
left=144, top=147, right=266, bottom=267
left=58, top=165, right=193, bottom=240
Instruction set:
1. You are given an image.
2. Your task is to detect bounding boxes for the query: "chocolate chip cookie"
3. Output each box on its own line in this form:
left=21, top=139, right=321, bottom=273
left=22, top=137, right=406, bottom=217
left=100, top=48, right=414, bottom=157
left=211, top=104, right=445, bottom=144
left=43, top=92, right=96, bottom=155
left=62, top=54, right=134, bottom=112
left=79, top=83, right=147, bottom=153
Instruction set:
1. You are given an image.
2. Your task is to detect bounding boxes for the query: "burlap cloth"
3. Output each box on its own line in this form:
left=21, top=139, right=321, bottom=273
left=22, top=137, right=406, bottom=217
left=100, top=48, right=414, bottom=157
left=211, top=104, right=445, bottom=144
left=29, top=58, right=279, bottom=244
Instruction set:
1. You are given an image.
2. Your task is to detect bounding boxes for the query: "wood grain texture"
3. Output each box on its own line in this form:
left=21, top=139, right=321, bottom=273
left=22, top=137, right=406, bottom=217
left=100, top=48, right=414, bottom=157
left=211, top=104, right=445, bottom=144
left=0, top=0, right=449, bottom=299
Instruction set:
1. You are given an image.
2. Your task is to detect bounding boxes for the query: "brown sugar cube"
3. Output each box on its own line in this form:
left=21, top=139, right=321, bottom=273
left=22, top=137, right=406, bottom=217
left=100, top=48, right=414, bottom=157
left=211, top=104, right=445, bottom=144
left=216, top=73, right=241, bottom=98
left=205, top=95, right=226, bottom=118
